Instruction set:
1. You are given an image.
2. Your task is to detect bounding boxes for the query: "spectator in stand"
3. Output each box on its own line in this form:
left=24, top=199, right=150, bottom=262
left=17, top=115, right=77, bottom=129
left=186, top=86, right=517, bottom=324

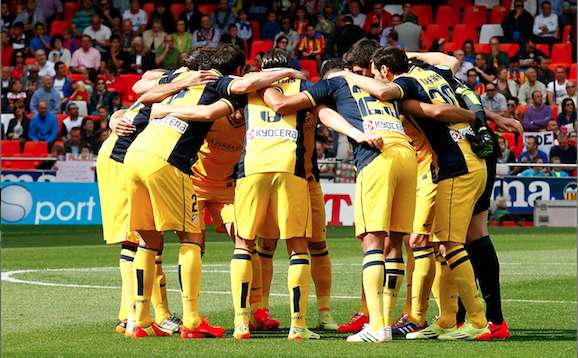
left=298, top=25, right=325, bottom=62
left=23, top=63, right=40, bottom=93
left=97, top=0, right=122, bottom=32
left=142, top=18, right=166, bottom=51
left=497, top=136, right=517, bottom=164
left=93, top=129, right=109, bottom=154
left=346, top=1, right=366, bottom=28
left=38, top=0, right=62, bottom=24
left=275, top=17, right=299, bottom=54
left=108, top=92, right=124, bottom=113
left=519, top=135, right=549, bottom=162
left=1, top=3, right=15, bottom=32
left=401, top=3, right=418, bottom=23
left=6, top=104, right=29, bottom=142
left=123, top=0, right=148, bottom=34
left=514, top=39, right=547, bottom=68
left=88, top=79, right=112, bottom=114
left=10, top=22, right=27, bottom=50
left=179, top=0, right=203, bottom=33
left=486, top=37, right=510, bottom=68
left=262, top=11, right=281, bottom=41
left=316, top=140, right=335, bottom=176
left=14, top=0, right=45, bottom=34
left=127, top=36, right=155, bottom=74
left=29, top=100, right=58, bottom=146
left=366, top=23, right=382, bottom=42
left=221, top=24, right=243, bottom=48
left=379, top=14, right=401, bottom=47
left=363, top=2, right=391, bottom=33
left=546, top=118, right=560, bottom=132
left=62, top=27, right=79, bottom=53
left=36, top=49, right=55, bottom=77
left=29, top=23, right=50, bottom=51
left=64, top=127, right=84, bottom=155
left=294, top=6, right=309, bottom=36
left=558, top=98, right=577, bottom=128
left=80, top=117, right=97, bottom=149
left=517, top=157, right=547, bottom=176
left=52, top=61, right=72, bottom=99
left=119, top=19, right=136, bottom=52
left=463, top=40, right=476, bottom=64
left=72, top=0, right=95, bottom=36
left=48, top=35, right=72, bottom=67
left=518, top=67, right=547, bottom=105
left=532, top=1, right=558, bottom=46
left=274, top=36, right=300, bottom=69
left=523, top=90, right=552, bottom=130
left=547, top=65, right=569, bottom=105
left=549, top=156, right=570, bottom=177
left=508, top=58, right=527, bottom=85
left=561, top=81, right=576, bottom=108
left=502, top=0, right=534, bottom=43
left=148, top=1, right=175, bottom=34
left=550, top=131, right=577, bottom=165
left=454, top=49, right=475, bottom=82
left=393, top=15, right=420, bottom=52
left=317, top=6, right=337, bottom=56
left=7, top=79, right=27, bottom=109
left=536, top=57, right=554, bottom=85
left=212, top=0, right=235, bottom=34
left=236, top=10, right=253, bottom=46
left=474, top=53, right=497, bottom=84
left=334, top=15, right=365, bottom=58
left=481, top=82, right=508, bottom=115
left=155, top=34, right=179, bottom=69
left=84, top=15, right=112, bottom=53
left=466, top=68, right=485, bottom=95
left=70, top=35, right=102, bottom=74
left=30, top=75, right=61, bottom=113
left=495, top=67, right=519, bottom=99
left=61, top=102, right=84, bottom=139
left=192, top=16, right=221, bottom=49
left=385, top=30, right=404, bottom=50
left=1, top=65, right=10, bottom=91
left=173, top=20, right=193, bottom=55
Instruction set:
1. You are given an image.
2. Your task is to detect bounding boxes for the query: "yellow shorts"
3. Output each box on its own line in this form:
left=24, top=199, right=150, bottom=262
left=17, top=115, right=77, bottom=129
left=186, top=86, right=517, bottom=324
left=431, top=167, right=487, bottom=244
left=123, top=150, right=201, bottom=233
left=413, top=159, right=438, bottom=235
left=235, top=172, right=312, bottom=240
left=258, top=179, right=326, bottom=242
left=194, top=184, right=235, bottom=232
left=355, top=145, right=417, bottom=238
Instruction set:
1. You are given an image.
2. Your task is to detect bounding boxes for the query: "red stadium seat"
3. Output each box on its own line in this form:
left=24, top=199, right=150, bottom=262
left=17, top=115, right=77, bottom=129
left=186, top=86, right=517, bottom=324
left=423, top=24, right=449, bottom=49
left=447, top=0, right=471, bottom=9
left=562, top=24, right=572, bottom=43
left=25, top=58, right=37, bottom=65
left=535, top=43, right=550, bottom=57
left=23, top=141, right=48, bottom=156
left=442, top=42, right=458, bottom=53
left=2, top=140, right=21, bottom=157
left=475, top=43, right=491, bottom=54
left=490, top=6, right=508, bottom=24
left=56, top=114, right=66, bottom=137
left=463, top=5, right=487, bottom=28
left=143, top=3, right=155, bottom=18
left=502, top=0, right=513, bottom=9
left=551, top=105, right=558, bottom=119
left=517, top=104, right=528, bottom=115
left=452, top=24, right=477, bottom=48
left=251, top=20, right=261, bottom=41
left=114, top=74, right=142, bottom=101
left=435, top=5, right=460, bottom=30
left=63, top=2, right=80, bottom=20
left=502, top=132, right=516, bottom=150
left=69, top=73, right=85, bottom=83
left=249, top=40, right=273, bottom=61
left=499, top=43, right=520, bottom=57
left=2, top=47, right=12, bottom=67
left=50, top=20, right=71, bottom=37
left=170, top=3, right=186, bottom=20
left=569, top=64, right=577, bottom=81
left=299, top=60, right=319, bottom=82
left=549, top=63, right=569, bottom=73
left=197, top=4, right=216, bottom=15
left=411, top=5, right=433, bottom=26
left=550, top=43, right=572, bottom=64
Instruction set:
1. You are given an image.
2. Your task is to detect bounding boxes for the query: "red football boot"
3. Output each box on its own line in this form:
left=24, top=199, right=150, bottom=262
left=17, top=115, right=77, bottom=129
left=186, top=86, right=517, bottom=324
left=476, top=320, right=510, bottom=340
left=336, top=312, right=369, bottom=333
left=180, top=318, right=225, bottom=339
left=133, top=323, right=170, bottom=338
left=249, top=308, right=280, bottom=331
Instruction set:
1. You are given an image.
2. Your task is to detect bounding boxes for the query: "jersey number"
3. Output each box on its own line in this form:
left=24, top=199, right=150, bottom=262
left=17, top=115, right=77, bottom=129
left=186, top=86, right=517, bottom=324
left=428, top=84, right=456, bottom=105
left=167, top=88, right=190, bottom=104
left=260, top=111, right=282, bottom=123
left=357, top=96, right=398, bottom=118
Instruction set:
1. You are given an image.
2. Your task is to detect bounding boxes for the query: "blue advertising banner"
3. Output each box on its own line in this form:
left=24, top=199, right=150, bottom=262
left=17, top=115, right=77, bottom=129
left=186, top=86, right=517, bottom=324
left=1, top=182, right=101, bottom=225
left=492, top=176, right=577, bottom=214
left=1, top=170, right=57, bottom=182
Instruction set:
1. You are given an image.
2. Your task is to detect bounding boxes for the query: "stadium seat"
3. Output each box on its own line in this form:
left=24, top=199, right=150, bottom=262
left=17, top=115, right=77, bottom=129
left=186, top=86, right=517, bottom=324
left=299, top=60, right=319, bottom=82
left=115, top=74, right=142, bottom=101
left=463, top=5, right=487, bottom=28
left=2, top=140, right=21, bottom=157
left=550, top=105, right=558, bottom=119
left=170, top=3, right=186, bottom=20
left=143, top=3, right=155, bottom=18
left=548, top=63, right=569, bottom=73
left=50, top=20, right=71, bottom=37
left=197, top=4, right=216, bottom=15
left=423, top=24, right=449, bottom=49
left=435, top=5, right=460, bottom=30
left=2, top=47, right=12, bottom=67
left=442, top=42, right=458, bottom=53
left=502, top=132, right=516, bottom=150
left=23, top=141, right=48, bottom=156
left=25, top=58, right=37, bottom=65
left=489, top=6, right=508, bottom=24
left=569, top=64, right=576, bottom=81
left=411, top=5, right=433, bottom=26
left=479, top=24, right=504, bottom=43
left=56, top=114, right=66, bottom=137
left=535, top=43, right=550, bottom=57
left=452, top=24, right=477, bottom=48
left=69, top=73, right=85, bottom=83
left=517, top=104, right=528, bottom=115
left=562, top=24, right=572, bottom=43
left=249, top=40, right=273, bottom=61
left=499, top=43, right=520, bottom=57
left=447, top=0, right=471, bottom=9
left=251, top=20, right=261, bottom=41
left=550, top=43, right=572, bottom=64
left=475, top=43, right=491, bottom=54
left=475, top=0, right=500, bottom=7
left=502, top=0, right=513, bottom=8
left=63, top=2, right=80, bottom=20
left=384, top=5, right=403, bottom=15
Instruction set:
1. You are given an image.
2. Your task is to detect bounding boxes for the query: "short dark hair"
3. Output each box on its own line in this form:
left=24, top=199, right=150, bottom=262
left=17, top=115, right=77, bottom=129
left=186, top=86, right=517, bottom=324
left=262, top=48, right=291, bottom=69
left=320, top=58, right=346, bottom=79
left=541, top=1, right=551, bottom=8
left=12, top=22, right=24, bottom=30
left=210, top=44, right=245, bottom=75
left=185, top=48, right=211, bottom=70
left=34, top=22, right=44, bottom=29
left=344, top=38, right=378, bottom=69
left=388, top=30, right=399, bottom=42
left=228, top=23, right=237, bottom=31
left=342, top=16, right=353, bottom=24
left=467, top=68, right=478, bottom=76
left=55, top=61, right=65, bottom=70
left=50, top=34, right=64, bottom=47
left=371, top=47, right=409, bottom=74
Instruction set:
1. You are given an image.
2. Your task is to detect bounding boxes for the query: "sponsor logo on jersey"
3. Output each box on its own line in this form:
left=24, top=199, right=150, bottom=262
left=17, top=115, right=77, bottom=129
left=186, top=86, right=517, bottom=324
left=363, top=119, right=404, bottom=133
left=246, top=128, right=298, bottom=141
left=153, top=116, right=188, bottom=134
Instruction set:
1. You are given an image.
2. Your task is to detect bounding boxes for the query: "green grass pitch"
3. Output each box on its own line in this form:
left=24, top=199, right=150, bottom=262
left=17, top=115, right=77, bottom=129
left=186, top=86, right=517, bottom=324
left=1, top=226, right=576, bottom=357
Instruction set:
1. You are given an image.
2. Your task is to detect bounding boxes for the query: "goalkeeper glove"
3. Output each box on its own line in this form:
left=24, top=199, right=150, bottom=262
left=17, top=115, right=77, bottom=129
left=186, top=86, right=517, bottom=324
left=466, top=126, right=495, bottom=159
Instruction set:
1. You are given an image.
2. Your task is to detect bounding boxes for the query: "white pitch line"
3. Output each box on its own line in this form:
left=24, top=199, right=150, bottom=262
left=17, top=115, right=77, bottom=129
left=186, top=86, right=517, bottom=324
left=1, top=268, right=575, bottom=305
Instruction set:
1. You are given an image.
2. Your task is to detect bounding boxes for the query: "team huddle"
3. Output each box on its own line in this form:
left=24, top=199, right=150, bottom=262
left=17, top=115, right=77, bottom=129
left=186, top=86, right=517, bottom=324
left=96, top=39, right=522, bottom=342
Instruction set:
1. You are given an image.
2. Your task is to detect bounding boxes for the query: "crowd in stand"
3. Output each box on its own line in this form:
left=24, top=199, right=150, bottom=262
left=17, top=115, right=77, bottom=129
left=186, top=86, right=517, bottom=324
left=0, top=0, right=576, bottom=176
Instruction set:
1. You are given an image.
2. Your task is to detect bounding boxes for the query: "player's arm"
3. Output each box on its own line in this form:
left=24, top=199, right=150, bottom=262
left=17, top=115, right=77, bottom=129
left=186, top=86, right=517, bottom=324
left=329, top=71, right=403, bottom=101
left=406, top=52, right=460, bottom=75
left=485, top=110, right=524, bottom=135
left=150, top=100, right=233, bottom=122
left=132, top=70, right=169, bottom=94
left=313, top=105, right=383, bottom=150
left=109, top=109, right=136, bottom=136
left=228, top=69, right=306, bottom=95
left=261, top=87, right=316, bottom=115
left=137, top=70, right=218, bottom=106
left=401, top=100, right=475, bottom=123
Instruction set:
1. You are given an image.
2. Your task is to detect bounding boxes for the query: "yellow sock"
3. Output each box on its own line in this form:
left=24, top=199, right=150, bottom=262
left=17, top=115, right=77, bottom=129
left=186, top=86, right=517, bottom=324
left=383, top=258, right=404, bottom=326
left=231, top=248, right=252, bottom=326
left=178, top=243, right=202, bottom=329
left=444, top=245, right=487, bottom=329
left=288, top=253, right=311, bottom=328
left=409, top=245, right=435, bottom=325
left=402, top=243, right=414, bottom=315
left=119, top=246, right=136, bottom=321
left=250, top=251, right=262, bottom=311
left=362, top=250, right=385, bottom=331
left=257, top=244, right=274, bottom=309
left=432, top=257, right=458, bottom=328
left=133, top=247, right=156, bottom=328
left=310, top=247, right=332, bottom=312
left=152, top=254, right=171, bottom=323
left=359, top=292, right=369, bottom=316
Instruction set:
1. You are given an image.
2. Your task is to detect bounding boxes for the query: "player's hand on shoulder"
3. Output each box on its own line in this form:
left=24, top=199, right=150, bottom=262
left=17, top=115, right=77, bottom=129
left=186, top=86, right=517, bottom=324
left=186, top=70, right=218, bottom=86
left=150, top=103, right=170, bottom=120
left=355, top=132, right=384, bottom=151
left=326, top=70, right=349, bottom=79
left=494, top=115, right=524, bottom=135
left=286, top=68, right=306, bottom=80
left=110, top=115, right=136, bottom=136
